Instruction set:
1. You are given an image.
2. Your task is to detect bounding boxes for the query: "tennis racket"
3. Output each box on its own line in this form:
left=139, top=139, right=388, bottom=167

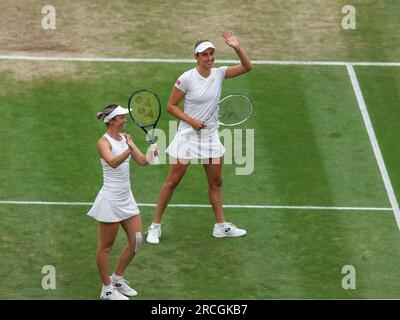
left=128, top=88, right=161, bottom=164
left=204, top=93, right=253, bottom=127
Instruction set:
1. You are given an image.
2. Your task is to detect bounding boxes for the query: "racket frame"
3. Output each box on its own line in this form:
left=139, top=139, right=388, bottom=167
left=127, top=88, right=162, bottom=144
left=204, top=93, right=253, bottom=127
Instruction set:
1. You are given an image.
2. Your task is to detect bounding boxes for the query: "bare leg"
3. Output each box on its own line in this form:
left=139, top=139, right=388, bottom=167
left=203, top=158, right=225, bottom=223
left=152, top=159, right=190, bottom=224
left=96, top=222, right=120, bottom=285
left=114, top=215, right=143, bottom=276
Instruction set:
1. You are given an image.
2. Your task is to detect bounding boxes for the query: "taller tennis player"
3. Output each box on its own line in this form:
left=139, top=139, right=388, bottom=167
left=147, top=30, right=253, bottom=244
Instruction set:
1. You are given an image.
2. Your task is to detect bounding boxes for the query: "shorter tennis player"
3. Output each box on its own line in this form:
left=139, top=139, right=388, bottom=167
left=87, top=104, right=158, bottom=300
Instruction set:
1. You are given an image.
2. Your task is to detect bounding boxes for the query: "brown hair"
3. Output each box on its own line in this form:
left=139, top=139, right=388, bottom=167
left=96, top=104, right=119, bottom=124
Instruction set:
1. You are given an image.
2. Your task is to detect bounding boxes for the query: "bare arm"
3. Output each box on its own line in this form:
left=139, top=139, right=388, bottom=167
left=125, top=134, right=151, bottom=166
left=97, top=137, right=131, bottom=169
left=167, top=86, right=206, bottom=130
left=222, top=30, right=253, bottom=79
left=97, top=135, right=156, bottom=168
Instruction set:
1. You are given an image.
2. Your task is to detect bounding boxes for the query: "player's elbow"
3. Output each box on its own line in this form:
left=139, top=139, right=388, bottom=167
left=140, top=156, right=148, bottom=166
left=167, top=103, right=177, bottom=115
left=109, top=162, right=118, bottom=169
left=106, top=159, right=120, bottom=169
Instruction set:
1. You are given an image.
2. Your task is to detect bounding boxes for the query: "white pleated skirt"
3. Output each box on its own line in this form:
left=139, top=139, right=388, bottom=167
left=87, top=186, right=140, bottom=223
left=166, top=128, right=225, bottom=160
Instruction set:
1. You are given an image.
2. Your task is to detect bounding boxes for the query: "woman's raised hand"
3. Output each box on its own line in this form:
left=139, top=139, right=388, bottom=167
left=222, top=30, right=240, bottom=50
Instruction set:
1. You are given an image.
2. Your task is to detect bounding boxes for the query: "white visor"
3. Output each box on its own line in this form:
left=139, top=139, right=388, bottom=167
left=194, top=41, right=215, bottom=54
left=103, top=105, right=129, bottom=123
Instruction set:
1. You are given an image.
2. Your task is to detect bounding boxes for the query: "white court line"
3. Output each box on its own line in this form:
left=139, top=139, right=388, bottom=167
left=1, top=55, right=399, bottom=224
left=346, top=64, right=400, bottom=230
left=0, top=200, right=391, bottom=211
left=0, top=54, right=400, bottom=66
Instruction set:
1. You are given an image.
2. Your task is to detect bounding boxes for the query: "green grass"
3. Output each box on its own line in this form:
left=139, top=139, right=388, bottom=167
left=2, top=0, right=400, bottom=302
left=0, top=62, right=390, bottom=207
left=1, top=60, right=400, bottom=299
left=2, top=0, right=400, bottom=61
left=353, top=67, right=400, bottom=206
left=1, top=205, right=400, bottom=299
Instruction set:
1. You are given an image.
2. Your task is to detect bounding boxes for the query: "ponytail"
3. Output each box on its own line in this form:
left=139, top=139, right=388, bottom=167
left=96, top=104, right=119, bottom=123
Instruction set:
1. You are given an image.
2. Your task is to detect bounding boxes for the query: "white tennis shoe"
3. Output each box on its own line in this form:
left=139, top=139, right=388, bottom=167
left=100, top=287, right=129, bottom=300
left=146, top=223, right=161, bottom=244
left=212, top=222, right=247, bottom=238
left=111, top=277, right=138, bottom=297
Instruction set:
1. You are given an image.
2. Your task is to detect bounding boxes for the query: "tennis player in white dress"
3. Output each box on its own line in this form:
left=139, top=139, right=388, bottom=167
left=88, top=104, right=158, bottom=300
left=147, top=30, right=253, bottom=244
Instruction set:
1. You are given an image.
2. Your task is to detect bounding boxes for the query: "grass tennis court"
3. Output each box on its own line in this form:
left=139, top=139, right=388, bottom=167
left=1, top=0, right=400, bottom=299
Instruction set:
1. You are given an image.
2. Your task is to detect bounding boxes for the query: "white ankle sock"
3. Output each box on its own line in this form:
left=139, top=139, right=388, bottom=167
left=112, top=273, right=123, bottom=282
left=102, top=284, right=113, bottom=292
left=217, top=222, right=226, bottom=227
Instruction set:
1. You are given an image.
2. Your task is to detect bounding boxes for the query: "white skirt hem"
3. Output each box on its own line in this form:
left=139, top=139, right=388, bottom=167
left=87, top=187, right=140, bottom=223
left=165, top=128, right=225, bottom=160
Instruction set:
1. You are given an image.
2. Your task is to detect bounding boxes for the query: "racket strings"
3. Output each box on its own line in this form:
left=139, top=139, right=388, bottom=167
left=218, top=94, right=253, bottom=126
left=130, top=92, right=160, bottom=127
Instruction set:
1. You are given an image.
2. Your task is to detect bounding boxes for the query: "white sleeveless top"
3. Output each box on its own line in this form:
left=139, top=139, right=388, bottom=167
left=101, top=133, right=131, bottom=191
left=87, top=132, right=139, bottom=222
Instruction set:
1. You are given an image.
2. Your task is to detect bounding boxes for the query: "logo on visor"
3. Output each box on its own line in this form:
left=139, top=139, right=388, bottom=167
left=176, top=79, right=181, bottom=85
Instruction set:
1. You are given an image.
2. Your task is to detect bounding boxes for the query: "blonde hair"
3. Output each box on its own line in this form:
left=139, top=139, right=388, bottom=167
left=96, top=104, right=119, bottom=124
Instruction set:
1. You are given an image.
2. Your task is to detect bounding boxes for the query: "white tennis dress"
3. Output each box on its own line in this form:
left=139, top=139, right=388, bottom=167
left=166, top=66, right=227, bottom=160
left=87, top=133, right=140, bottom=223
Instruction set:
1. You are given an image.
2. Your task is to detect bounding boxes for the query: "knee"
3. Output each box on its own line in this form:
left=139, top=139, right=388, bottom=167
left=165, top=179, right=181, bottom=190
left=209, top=177, right=223, bottom=188
left=98, top=241, right=114, bottom=254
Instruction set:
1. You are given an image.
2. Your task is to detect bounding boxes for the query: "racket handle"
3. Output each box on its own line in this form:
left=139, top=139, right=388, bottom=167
left=153, top=156, right=160, bottom=165
left=150, top=143, right=160, bottom=165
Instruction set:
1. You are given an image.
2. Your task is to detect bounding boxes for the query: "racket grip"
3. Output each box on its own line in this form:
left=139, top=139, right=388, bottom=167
left=153, top=155, right=160, bottom=165
left=150, top=143, right=160, bottom=165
